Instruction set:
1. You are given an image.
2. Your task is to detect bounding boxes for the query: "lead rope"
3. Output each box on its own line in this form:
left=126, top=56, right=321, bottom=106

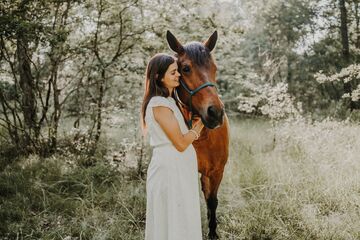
left=188, top=94, right=193, bottom=128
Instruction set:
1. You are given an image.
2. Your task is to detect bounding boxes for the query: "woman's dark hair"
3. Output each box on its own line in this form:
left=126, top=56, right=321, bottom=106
left=141, top=53, right=176, bottom=132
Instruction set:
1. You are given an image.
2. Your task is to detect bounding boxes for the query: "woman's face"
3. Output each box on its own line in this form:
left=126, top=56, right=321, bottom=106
left=162, top=62, right=180, bottom=90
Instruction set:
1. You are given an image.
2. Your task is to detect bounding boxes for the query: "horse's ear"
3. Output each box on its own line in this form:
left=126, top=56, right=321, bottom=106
left=166, top=31, right=184, bottom=54
left=204, top=31, right=218, bottom=52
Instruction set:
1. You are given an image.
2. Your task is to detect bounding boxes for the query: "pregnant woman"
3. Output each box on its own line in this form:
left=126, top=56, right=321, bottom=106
left=141, top=53, right=204, bottom=240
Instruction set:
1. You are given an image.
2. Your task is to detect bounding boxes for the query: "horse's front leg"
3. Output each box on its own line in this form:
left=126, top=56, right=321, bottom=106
left=201, top=170, right=224, bottom=239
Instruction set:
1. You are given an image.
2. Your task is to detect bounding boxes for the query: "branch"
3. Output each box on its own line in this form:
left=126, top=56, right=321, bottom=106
left=59, top=76, right=85, bottom=107
left=93, top=0, right=105, bottom=68
left=38, top=77, right=52, bottom=127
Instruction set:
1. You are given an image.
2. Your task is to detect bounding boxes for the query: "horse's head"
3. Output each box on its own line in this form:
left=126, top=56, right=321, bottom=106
left=166, top=31, right=224, bottom=129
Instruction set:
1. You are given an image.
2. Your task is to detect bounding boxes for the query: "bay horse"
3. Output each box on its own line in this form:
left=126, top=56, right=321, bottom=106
left=166, top=31, right=229, bottom=239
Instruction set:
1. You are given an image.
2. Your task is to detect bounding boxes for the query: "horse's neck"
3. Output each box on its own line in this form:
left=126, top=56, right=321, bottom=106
left=176, top=101, right=191, bottom=126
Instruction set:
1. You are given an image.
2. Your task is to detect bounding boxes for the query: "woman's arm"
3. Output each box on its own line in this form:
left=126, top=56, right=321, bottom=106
left=153, top=106, right=204, bottom=152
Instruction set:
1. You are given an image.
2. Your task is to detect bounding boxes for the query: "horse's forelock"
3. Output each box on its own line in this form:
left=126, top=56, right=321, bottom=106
left=183, top=42, right=211, bottom=66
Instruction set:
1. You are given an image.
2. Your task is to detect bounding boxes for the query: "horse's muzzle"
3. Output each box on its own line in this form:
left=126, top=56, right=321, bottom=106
left=203, top=106, right=224, bottom=129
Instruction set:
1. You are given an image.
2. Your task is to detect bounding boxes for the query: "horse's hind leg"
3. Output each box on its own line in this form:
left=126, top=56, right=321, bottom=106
left=201, top=171, right=224, bottom=239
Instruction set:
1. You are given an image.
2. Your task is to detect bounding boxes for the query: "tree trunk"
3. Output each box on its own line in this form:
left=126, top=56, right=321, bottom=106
left=339, top=0, right=350, bottom=61
left=48, top=0, right=71, bottom=153
left=50, top=66, right=61, bottom=151
left=90, top=69, right=105, bottom=156
left=339, top=0, right=353, bottom=110
left=354, top=0, right=360, bottom=48
left=16, top=36, right=39, bottom=148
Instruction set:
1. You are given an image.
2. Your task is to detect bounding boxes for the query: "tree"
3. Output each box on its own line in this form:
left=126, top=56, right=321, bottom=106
left=0, top=0, right=76, bottom=154
left=0, top=0, right=144, bottom=156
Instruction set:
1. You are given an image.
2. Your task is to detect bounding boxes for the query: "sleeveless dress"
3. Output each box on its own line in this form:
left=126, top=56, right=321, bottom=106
left=144, top=96, right=202, bottom=240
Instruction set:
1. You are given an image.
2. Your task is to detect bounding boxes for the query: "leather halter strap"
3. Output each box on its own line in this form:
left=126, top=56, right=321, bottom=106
left=174, top=79, right=216, bottom=128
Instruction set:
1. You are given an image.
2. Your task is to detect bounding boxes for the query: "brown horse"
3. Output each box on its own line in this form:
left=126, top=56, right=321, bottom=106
left=166, top=31, right=229, bottom=239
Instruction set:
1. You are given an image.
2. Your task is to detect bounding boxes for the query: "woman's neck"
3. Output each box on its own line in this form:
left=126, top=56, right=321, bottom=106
left=168, top=88, right=174, bottom=97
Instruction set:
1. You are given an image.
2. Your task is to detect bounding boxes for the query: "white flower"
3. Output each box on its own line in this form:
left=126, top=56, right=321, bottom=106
left=342, top=93, right=350, bottom=99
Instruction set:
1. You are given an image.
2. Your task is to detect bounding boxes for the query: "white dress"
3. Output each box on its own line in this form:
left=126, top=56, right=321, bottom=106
left=144, top=96, right=202, bottom=240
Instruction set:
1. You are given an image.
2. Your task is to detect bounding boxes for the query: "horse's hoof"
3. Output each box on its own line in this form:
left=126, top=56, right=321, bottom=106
left=208, top=232, right=219, bottom=240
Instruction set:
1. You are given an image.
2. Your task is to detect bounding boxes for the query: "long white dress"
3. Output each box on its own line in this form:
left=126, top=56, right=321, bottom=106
left=144, top=96, right=202, bottom=240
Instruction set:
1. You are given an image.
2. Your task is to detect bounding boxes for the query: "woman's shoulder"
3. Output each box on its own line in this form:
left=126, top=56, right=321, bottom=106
left=149, top=96, right=168, bottom=101
left=148, top=96, right=174, bottom=109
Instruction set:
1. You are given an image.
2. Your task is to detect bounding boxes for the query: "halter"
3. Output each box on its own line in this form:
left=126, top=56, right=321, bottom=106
left=174, top=79, right=216, bottom=128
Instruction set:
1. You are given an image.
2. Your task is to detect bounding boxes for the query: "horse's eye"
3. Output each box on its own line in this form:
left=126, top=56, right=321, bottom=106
left=182, top=65, right=190, bottom=73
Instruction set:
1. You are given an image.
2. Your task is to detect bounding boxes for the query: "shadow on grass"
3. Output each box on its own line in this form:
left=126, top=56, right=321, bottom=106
left=0, top=154, right=146, bottom=239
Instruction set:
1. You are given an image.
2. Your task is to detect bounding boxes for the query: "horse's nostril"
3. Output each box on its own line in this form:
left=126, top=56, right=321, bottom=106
left=207, top=106, right=216, bottom=118
left=208, top=106, right=222, bottom=119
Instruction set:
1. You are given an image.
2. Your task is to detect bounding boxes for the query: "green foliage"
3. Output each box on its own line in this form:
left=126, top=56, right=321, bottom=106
left=0, top=0, right=58, bottom=40
left=0, top=81, right=17, bottom=101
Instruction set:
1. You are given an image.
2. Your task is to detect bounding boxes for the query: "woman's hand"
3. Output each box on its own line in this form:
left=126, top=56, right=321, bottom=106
left=192, top=117, right=204, bottom=136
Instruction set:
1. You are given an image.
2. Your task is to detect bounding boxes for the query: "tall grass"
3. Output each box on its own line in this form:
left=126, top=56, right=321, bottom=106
left=1, top=117, right=360, bottom=239
left=217, top=117, right=360, bottom=239
left=0, top=154, right=146, bottom=239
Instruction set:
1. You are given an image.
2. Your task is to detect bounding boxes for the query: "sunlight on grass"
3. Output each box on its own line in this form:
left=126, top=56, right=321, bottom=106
left=216, top=117, right=360, bottom=240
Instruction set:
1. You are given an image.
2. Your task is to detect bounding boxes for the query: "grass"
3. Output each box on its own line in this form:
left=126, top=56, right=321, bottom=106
left=215, top=117, right=360, bottom=239
left=0, top=154, right=146, bottom=239
left=1, top=116, right=360, bottom=239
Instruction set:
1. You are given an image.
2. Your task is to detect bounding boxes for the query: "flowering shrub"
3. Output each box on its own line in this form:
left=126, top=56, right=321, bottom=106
left=57, top=126, right=96, bottom=157
left=314, top=64, right=360, bottom=101
left=69, top=127, right=95, bottom=153
left=314, top=65, right=360, bottom=84
left=237, top=82, right=302, bottom=119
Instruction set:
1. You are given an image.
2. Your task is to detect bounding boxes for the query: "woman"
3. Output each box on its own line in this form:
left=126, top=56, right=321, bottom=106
left=141, top=53, right=204, bottom=240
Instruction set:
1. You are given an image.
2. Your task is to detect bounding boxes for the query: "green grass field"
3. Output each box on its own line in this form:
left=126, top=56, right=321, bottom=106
left=1, top=117, right=360, bottom=239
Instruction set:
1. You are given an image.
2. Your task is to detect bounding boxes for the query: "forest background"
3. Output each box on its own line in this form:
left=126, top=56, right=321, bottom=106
left=1, top=0, right=360, bottom=239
